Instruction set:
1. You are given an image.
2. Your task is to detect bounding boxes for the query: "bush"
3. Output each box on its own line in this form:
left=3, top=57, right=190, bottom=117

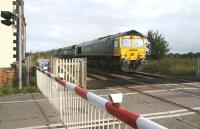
left=142, top=57, right=196, bottom=76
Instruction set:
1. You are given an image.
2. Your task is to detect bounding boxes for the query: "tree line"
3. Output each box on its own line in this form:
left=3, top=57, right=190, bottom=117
left=146, top=30, right=199, bottom=60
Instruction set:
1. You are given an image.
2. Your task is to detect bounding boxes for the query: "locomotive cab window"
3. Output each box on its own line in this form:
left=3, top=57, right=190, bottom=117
left=114, top=40, right=118, bottom=48
left=121, top=39, right=132, bottom=48
left=134, top=39, right=144, bottom=47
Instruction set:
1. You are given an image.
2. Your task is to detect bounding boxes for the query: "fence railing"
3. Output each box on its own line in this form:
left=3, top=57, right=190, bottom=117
left=51, top=58, right=87, bottom=89
left=36, top=67, right=167, bottom=129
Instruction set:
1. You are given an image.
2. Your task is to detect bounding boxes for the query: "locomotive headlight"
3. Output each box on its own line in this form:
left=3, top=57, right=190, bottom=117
left=121, top=54, right=127, bottom=58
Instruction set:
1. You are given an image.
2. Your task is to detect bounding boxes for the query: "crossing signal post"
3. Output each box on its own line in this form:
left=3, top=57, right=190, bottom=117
left=1, top=0, right=24, bottom=90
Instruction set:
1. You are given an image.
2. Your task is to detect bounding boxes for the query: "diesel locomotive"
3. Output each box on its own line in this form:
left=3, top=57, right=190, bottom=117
left=48, top=30, right=149, bottom=72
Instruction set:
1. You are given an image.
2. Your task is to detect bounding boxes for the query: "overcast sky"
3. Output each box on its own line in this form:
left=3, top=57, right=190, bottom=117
left=25, top=0, right=200, bottom=53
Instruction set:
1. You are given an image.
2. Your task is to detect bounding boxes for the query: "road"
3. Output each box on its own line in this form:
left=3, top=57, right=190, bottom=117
left=0, top=73, right=200, bottom=129
left=88, top=70, right=200, bottom=129
left=0, top=93, right=64, bottom=129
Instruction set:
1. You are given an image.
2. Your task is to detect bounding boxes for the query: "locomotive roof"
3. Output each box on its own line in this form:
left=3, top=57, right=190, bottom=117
left=47, top=30, right=145, bottom=52
left=98, top=30, right=145, bottom=39
left=80, top=30, right=145, bottom=45
left=79, top=30, right=145, bottom=46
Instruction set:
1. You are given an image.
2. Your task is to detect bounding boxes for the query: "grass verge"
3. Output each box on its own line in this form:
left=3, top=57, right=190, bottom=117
left=141, top=58, right=196, bottom=76
left=0, top=86, right=40, bottom=97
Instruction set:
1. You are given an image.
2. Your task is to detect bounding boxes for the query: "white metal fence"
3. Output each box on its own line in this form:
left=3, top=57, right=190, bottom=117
left=36, top=68, right=167, bottom=129
left=37, top=70, right=125, bottom=128
left=51, top=58, right=87, bottom=89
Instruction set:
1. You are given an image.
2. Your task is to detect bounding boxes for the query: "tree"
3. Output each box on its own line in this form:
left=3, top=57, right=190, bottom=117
left=147, top=30, right=170, bottom=60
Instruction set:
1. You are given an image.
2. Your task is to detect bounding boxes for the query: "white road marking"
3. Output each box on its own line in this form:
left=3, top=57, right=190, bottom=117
left=142, top=107, right=200, bottom=117
left=181, top=82, right=200, bottom=85
left=141, top=107, right=200, bottom=120
left=127, top=85, right=149, bottom=88
left=0, top=99, right=46, bottom=104
left=107, top=87, right=199, bottom=96
left=154, top=84, right=178, bottom=86
left=15, top=123, right=64, bottom=129
left=147, top=112, right=195, bottom=120
left=171, top=88, right=197, bottom=90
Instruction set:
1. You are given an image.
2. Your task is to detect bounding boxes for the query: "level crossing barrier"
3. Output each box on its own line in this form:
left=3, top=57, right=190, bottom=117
left=36, top=67, right=168, bottom=129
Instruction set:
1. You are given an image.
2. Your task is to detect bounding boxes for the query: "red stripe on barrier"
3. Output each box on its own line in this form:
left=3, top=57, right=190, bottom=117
left=105, top=102, right=139, bottom=129
left=74, top=87, right=88, bottom=99
left=47, top=72, right=51, bottom=78
left=55, top=77, right=66, bottom=87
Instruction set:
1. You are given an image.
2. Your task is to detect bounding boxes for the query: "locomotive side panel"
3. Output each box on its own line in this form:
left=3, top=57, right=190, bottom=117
left=106, top=38, right=115, bottom=55
left=92, top=38, right=108, bottom=56
left=80, top=43, right=93, bottom=56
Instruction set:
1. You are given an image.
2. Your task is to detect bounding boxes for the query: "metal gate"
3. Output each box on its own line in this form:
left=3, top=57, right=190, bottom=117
left=36, top=67, right=167, bottom=129
left=51, top=58, right=87, bottom=89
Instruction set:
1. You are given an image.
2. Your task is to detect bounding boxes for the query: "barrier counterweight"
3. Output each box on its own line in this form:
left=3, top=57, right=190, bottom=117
left=36, top=67, right=167, bottom=129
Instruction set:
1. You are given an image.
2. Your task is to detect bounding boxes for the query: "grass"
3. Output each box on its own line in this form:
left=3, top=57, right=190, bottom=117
left=141, top=57, right=196, bottom=76
left=0, top=86, right=40, bottom=97
left=0, top=72, right=40, bottom=97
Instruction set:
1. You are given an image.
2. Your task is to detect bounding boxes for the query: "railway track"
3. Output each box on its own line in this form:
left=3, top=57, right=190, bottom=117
left=88, top=68, right=200, bottom=113
left=89, top=67, right=200, bottom=93
left=89, top=66, right=199, bottom=82
left=133, top=71, right=199, bottom=82
left=88, top=69, right=200, bottom=128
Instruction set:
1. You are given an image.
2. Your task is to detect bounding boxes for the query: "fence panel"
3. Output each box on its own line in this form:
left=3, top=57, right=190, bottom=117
left=36, top=68, right=167, bottom=129
left=51, top=58, right=87, bottom=89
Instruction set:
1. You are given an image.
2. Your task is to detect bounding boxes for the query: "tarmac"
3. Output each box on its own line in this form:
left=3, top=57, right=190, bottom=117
left=1, top=82, right=200, bottom=129
left=0, top=93, right=64, bottom=129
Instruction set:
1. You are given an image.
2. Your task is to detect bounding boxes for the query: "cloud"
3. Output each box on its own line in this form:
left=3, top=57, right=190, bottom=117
left=88, top=0, right=128, bottom=7
left=24, top=0, right=200, bottom=53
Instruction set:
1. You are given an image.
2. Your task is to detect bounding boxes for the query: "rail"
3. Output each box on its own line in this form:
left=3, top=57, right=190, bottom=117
left=36, top=67, right=167, bottom=129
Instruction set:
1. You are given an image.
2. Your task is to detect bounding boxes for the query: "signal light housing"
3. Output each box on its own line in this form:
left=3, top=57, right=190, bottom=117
left=1, top=11, right=14, bottom=26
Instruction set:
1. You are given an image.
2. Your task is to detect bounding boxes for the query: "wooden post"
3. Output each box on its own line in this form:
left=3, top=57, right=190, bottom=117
left=77, top=59, right=80, bottom=86
left=74, top=59, right=76, bottom=84
left=65, top=59, right=68, bottom=82
left=80, top=58, right=87, bottom=89
left=197, top=58, right=200, bottom=79
left=69, top=59, right=71, bottom=83
left=84, top=58, right=87, bottom=89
